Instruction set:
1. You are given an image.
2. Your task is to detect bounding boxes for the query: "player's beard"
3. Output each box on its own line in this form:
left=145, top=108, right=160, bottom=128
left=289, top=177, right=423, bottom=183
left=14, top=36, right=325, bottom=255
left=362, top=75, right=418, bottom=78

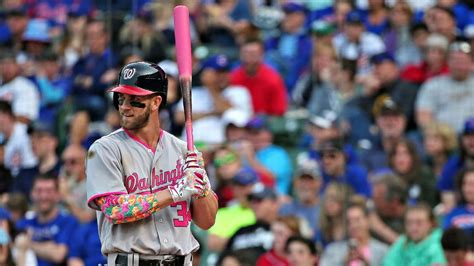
left=120, top=104, right=151, bottom=130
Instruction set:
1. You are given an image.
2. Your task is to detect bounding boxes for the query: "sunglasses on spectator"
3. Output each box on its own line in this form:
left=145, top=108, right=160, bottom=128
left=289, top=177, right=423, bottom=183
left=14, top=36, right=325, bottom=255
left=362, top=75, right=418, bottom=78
left=449, top=42, right=472, bottom=54
left=214, top=153, right=238, bottom=167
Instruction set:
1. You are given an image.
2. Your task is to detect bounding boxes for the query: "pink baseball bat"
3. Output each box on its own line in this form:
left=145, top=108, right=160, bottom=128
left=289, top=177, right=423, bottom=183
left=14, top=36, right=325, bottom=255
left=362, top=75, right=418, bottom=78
left=173, top=5, right=194, bottom=151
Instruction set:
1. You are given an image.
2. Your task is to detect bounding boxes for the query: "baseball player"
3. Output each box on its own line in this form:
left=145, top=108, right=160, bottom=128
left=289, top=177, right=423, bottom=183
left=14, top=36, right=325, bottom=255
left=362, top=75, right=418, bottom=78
left=86, top=61, right=218, bottom=266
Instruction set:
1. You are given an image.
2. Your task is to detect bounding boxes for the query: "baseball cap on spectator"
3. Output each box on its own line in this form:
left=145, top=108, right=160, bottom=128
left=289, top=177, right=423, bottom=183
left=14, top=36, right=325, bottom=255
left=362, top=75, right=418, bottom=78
left=426, top=33, right=449, bottom=51
left=463, top=117, right=474, bottom=135
left=316, top=138, right=344, bottom=153
left=201, top=54, right=231, bottom=72
left=246, top=115, right=270, bottom=131
left=282, top=2, right=308, bottom=14
left=158, top=60, right=179, bottom=79
left=28, top=121, right=55, bottom=136
left=233, top=166, right=259, bottom=186
left=295, top=159, right=322, bottom=180
left=309, top=110, right=339, bottom=129
left=248, top=183, right=277, bottom=201
left=372, top=95, right=403, bottom=117
left=345, top=11, right=364, bottom=25
left=222, top=109, right=251, bottom=128
left=370, top=52, right=396, bottom=65
left=23, top=19, right=50, bottom=43
left=311, top=20, right=336, bottom=36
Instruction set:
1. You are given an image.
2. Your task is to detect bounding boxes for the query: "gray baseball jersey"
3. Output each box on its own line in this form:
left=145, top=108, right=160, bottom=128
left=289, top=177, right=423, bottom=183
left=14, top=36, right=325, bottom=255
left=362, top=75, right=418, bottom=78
left=86, top=128, right=199, bottom=256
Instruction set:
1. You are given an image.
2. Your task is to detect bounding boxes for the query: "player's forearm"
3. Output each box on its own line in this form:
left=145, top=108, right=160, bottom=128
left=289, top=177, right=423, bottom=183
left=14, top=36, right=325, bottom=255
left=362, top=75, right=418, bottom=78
left=96, top=191, right=173, bottom=224
left=192, top=191, right=218, bottom=230
left=30, top=241, right=68, bottom=263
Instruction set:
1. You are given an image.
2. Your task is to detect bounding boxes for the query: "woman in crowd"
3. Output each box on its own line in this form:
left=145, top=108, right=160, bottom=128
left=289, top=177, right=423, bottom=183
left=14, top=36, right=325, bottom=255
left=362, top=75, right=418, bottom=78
left=315, top=183, right=353, bottom=248
left=422, top=122, right=458, bottom=176
left=443, top=167, right=474, bottom=243
left=256, top=215, right=301, bottom=266
left=388, top=138, right=437, bottom=206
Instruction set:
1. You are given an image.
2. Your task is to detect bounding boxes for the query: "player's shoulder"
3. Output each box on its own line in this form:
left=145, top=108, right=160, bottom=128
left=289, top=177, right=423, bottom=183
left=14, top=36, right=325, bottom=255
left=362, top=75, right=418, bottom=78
left=160, top=130, right=187, bottom=148
left=88, top=128, right=127, bottom=150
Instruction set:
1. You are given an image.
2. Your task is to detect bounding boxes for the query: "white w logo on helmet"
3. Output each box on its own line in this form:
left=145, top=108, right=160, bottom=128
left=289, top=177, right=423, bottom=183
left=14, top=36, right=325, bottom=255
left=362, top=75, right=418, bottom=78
left=123, top=68, right=136, bottom=80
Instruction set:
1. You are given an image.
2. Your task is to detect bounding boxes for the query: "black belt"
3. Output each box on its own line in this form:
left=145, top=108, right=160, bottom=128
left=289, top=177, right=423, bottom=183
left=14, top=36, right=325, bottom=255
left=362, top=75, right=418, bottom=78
left=116, top=254, right=186, bottom=266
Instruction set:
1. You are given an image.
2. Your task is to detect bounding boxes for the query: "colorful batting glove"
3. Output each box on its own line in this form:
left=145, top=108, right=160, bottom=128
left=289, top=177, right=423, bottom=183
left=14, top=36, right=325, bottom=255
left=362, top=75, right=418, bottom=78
left=185, top=151, right=211, bottom=199
left=185, top=151, right=205, bottom=168
left=168, top=174, right=196, bottom=202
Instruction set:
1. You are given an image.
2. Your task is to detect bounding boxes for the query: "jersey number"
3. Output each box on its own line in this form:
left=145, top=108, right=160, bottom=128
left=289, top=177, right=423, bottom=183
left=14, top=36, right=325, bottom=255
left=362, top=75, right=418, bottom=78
left=171, top=201, right=191, bottom=227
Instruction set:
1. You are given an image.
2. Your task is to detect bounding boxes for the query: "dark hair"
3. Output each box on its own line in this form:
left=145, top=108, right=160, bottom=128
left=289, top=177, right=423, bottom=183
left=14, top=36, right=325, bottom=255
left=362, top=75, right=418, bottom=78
left=432, top=5, right=456, bottom=20
left=409, top=23, right=428, bottom=36
left=388, top=138, right=422, bottom=182
left=33, top=175, right=59, bottom=190
left=372, top=173, right=408, bottom=205
left=285, top=235, right=317, bottom=255
left=340, top=58, right=358, bottom=82
left=0, top=101, right=13, bottom=117
left=455, top=166, right=474, bottom=204
left=442, top=227, right=470, bottom=251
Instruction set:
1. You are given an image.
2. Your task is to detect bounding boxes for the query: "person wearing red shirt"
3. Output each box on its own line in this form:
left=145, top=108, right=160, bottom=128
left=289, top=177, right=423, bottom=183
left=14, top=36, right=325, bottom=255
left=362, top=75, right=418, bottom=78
left=401, top=33, right=450, bottom=84
left=230, top=38, right=288, bottom=116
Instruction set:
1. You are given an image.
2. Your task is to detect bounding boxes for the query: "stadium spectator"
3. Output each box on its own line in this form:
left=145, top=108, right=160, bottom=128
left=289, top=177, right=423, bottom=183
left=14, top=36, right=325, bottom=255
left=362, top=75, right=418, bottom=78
left=256, top=215, right=301, bottom=266
left=175, top=54, right=252, bottom=145
left=0, top=101, right=37, bottom=175
left=383, top=203, right=447, bottom=266
left=320, top=198, right=389, bottom=266
left=285, top=235, right=318, bottom=266
left=244, top=116, right=293, bottom=196
left=230, top=38, right=288, bottom=116
left=388, top=138, right=437, bottom=206
left=315, top=183, right=353, bottom=247
left=318, top=138, right=371, bottom=197
left=437, top=117, right=474, bottom=214
left=2, top=8, right=29, bottom=51
left=222, top=185, right=280, bottom=264
left=0, top=50, right=40, bottom=124
left=14, top=175, right=78, bottom=266
left=422, top=122, right=458, bottom=176
left=443, top=167, right=474, bottom=244
left=441, top=227, right=474, bottom=266
left=279, top=159, right=323, bottom=236
left=416, top=41, right=474, bottom=132
left=400, top=33, right=450, bottom=85
left=13, top=121, right=60, bottom=198
left=264, top=2, right=312, bottom=92
left=369, top=172, right=407, bottom=244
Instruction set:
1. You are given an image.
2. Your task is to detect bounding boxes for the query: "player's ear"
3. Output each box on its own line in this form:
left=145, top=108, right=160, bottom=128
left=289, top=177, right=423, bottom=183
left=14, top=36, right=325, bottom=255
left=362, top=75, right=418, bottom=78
left=152, top=95, right=162, bottom=111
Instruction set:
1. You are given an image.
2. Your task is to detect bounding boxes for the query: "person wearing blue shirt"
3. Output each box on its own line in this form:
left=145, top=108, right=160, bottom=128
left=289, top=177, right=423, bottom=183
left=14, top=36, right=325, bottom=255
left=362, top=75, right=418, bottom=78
left=318, top=138, right=371, bottom=198
left=15, top=175, right=78, bottom=266
left=264, top=2, right=312, bottom=93
left=245, top=116, right=293, bottom=195
left=443, top=168, right=474, bottom=244
left=68, top=216, right=106, bottom=266
left=438, top=117, right=474, bottom=213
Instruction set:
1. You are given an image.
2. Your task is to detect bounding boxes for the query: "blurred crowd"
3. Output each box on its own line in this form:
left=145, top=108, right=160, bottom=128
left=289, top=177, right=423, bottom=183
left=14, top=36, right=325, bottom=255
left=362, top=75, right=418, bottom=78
left=0, top=0, right=473, bottom=265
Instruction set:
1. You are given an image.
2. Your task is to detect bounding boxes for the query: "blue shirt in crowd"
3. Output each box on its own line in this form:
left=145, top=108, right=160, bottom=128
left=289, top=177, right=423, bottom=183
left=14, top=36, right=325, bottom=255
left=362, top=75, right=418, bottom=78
left=437, top=154, right=464, bottom=192
left=321, top=164, right=372, bottom=198
left=256, top=144, right=293, bottom=195
left=69, top=219, right=106, bottom=266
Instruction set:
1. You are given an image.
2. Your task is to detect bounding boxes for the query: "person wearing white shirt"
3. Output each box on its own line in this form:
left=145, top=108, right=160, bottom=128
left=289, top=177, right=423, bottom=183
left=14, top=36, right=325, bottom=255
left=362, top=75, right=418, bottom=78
left=0, top=101, right=37, bottom=176
left=0, top=51, right=40, bottom=124
left=175, top=54, right=253, bottom=145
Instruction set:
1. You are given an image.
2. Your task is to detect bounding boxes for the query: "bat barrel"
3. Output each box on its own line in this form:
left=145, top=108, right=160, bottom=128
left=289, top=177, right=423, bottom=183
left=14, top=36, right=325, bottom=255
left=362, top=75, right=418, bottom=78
left=179, top=78, right=194, bottom=151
